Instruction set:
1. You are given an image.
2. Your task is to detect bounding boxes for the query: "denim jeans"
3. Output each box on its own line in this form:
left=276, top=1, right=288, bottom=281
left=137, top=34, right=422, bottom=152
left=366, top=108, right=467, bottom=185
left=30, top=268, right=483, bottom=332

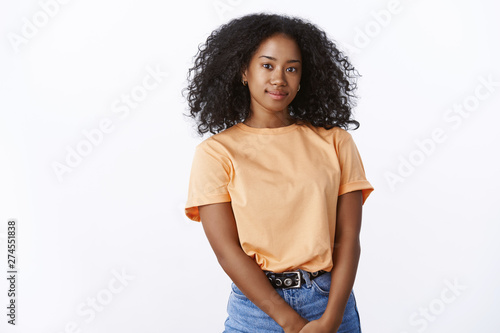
left=223, top=269, right=362, bottom=332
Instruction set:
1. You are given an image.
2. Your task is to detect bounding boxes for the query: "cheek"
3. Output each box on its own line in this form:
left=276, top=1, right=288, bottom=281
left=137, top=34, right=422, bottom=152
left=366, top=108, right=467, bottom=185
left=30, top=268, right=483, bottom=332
left=247, top=83, right=263, bottom=97
left=249, top=71, right=266, bottom=84
left=293, top=73, right=302, bottom=84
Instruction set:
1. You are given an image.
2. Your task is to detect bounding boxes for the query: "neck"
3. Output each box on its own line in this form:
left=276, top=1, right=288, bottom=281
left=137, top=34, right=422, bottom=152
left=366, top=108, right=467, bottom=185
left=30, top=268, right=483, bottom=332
left=243, top=115, right=296, bottom=129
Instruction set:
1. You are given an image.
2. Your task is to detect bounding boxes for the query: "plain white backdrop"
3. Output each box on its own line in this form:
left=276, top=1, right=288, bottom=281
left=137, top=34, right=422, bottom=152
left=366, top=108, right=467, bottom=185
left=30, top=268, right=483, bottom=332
left=1, top=0, right=499, bottom=332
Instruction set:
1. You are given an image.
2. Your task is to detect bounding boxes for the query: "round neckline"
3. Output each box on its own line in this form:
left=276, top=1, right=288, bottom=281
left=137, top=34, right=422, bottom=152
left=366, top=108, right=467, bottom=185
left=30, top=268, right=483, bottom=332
left=235, top=121, right=302, bottom=134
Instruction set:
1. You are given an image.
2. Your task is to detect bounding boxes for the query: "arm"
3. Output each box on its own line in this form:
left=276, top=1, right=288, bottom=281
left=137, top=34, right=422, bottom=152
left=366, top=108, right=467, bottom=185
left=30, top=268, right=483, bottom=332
left=198, top=202, right=308, bottom=333
left=300, top=190, right=363, bottom=333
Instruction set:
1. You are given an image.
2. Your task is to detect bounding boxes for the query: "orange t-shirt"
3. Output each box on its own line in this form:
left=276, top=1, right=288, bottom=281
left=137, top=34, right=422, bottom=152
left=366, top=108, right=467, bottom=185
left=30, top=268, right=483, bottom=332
left=185, top=120, right=374, bottom=273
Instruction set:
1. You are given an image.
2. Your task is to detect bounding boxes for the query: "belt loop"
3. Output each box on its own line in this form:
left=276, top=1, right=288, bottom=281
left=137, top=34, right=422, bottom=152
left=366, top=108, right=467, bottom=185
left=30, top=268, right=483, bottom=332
left=298, top=269, right=312, bottom=287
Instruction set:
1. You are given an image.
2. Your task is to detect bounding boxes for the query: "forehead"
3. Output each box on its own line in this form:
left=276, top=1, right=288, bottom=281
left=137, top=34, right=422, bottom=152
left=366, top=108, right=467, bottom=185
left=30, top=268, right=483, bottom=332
left=253, top=33, right=301, bottom=60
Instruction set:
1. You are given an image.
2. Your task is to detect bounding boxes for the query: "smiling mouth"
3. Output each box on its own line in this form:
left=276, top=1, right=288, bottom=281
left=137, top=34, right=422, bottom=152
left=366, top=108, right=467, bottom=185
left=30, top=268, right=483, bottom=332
left=266, top=91, right=288, bottom=99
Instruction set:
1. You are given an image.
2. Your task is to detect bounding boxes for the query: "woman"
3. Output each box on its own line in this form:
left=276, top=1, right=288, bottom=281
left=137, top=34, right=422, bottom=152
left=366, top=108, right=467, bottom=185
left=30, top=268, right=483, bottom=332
left=184, top=13, right=374, bottom=333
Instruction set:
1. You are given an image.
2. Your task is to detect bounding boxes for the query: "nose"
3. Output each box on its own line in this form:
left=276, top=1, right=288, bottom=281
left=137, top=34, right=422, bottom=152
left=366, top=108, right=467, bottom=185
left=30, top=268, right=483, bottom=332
left=270, top=68, right=286, bottom=86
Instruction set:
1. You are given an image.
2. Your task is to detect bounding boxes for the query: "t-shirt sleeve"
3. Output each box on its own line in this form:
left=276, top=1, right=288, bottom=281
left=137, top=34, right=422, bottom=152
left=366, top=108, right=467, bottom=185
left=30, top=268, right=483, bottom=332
left=335, top=130, right=374, bottom=204
left=185, top=141, right=232, bottom=222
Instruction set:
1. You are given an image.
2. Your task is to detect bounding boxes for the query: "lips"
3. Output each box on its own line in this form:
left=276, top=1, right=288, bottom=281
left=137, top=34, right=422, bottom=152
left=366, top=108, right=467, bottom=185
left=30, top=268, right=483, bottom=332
left=266, top=90, right=288, bottom=100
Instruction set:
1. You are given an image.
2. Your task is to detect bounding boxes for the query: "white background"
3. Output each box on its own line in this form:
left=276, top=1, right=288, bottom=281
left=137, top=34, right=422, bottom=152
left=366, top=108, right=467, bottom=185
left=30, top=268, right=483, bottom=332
left=1, top=0, right=499, bottom=332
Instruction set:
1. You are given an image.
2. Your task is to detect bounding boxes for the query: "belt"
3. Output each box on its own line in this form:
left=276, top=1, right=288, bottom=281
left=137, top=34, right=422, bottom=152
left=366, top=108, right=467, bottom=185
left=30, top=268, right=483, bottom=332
left=264, top=270, right=327, bottom=289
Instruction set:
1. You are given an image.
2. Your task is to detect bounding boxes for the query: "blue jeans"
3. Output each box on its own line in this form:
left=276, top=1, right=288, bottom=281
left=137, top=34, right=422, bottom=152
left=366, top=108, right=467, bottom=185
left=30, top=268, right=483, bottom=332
left=223, top=269, right=362, bottom=332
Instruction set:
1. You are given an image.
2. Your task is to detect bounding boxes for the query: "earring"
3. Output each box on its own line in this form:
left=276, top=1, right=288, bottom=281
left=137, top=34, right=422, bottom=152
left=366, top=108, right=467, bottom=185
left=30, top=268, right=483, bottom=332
left=297, top=84, right=301, bottom=92
left=242, top=80, right=248, bottom=86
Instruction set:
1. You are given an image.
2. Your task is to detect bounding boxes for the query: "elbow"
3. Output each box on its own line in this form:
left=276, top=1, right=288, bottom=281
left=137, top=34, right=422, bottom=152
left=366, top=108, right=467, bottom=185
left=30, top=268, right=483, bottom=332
left=334, top=237, right=361, bottom=256
left=216, top=254, right=230, bottom=269
left=214, top=245, right=243, bottom=270
left=353, top=238, right=361, bottom=256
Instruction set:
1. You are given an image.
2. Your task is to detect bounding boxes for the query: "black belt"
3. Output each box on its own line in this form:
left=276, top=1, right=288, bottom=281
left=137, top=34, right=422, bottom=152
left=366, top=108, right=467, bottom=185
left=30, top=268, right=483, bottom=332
left=264, top=270, right=327, bottom=289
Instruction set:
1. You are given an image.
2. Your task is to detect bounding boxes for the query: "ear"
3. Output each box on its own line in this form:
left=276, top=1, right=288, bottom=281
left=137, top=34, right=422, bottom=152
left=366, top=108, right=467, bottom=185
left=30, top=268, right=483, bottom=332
left=241, top=67, right=248, bottom=81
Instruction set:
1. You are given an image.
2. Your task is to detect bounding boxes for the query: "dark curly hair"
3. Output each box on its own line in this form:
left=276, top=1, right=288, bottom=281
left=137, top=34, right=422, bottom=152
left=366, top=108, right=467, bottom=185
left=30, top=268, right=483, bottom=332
left=183, top=13, right=361, bottom=136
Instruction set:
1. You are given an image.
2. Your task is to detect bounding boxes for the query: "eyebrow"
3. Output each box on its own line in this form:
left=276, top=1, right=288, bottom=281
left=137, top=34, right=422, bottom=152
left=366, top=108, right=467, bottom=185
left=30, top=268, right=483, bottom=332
left=258, top=55, right=301, bottom=63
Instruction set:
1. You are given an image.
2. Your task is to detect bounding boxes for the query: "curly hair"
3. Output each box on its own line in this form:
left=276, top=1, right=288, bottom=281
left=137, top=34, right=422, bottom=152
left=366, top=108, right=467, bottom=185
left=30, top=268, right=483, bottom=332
left=183, top=13, right=361, bottom=136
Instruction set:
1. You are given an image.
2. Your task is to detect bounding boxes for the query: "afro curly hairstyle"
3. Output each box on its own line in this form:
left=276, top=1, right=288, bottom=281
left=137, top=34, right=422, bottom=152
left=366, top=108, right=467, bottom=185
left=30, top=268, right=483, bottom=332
left=184, top=13, right=362, bottom=137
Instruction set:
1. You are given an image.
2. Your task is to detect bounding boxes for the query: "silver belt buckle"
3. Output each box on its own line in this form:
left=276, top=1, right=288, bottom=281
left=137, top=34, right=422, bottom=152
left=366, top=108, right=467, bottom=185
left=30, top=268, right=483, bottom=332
left=282, top=271, right=302, bottom=289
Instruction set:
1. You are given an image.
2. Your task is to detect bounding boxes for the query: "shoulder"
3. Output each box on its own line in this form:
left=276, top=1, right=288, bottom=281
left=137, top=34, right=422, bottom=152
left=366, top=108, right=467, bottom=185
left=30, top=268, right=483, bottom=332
left=331, top=127, right=353, bottom=144
left=300, top=121, right=353, bottom=143
left=195, top=124, right=240, bottom=157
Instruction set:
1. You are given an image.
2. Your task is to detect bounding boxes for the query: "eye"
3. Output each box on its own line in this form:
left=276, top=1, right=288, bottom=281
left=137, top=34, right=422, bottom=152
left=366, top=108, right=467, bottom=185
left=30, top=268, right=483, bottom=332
left=263, top=64, right=272, bottom=69
left=287, top=67, right=297, bottom=73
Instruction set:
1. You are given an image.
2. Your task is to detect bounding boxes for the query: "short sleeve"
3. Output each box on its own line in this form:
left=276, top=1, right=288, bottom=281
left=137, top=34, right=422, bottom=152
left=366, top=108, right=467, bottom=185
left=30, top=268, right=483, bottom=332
left=185, top=141, right=232, bottom=222
left=335, top=131, right=374, bottom=204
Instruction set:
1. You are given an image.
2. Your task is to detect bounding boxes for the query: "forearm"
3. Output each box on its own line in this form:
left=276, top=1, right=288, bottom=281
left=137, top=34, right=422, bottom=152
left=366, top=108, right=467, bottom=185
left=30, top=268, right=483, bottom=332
left=321, top=238, right=361, bottom=329
left=218, top=246, right=306, bottom=331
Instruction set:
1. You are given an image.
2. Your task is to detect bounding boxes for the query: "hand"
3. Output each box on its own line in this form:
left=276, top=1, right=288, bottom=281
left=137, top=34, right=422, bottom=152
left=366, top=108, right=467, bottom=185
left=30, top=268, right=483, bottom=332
left=298, top=318, right=338, bottom=333
left=283, top=316, right=309, bottom=333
